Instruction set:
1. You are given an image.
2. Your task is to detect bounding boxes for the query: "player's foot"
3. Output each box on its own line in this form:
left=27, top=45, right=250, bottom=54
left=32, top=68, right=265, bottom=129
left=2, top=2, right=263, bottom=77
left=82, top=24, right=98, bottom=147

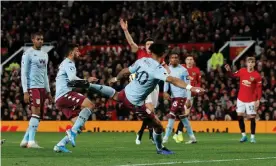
left=135, top=135, right=141, bottom=145
left=240, top=136, right=248, bottom=143
left=172, top=134, right=181, bottom=143
left=177, top=133, right=184, bottom=142
left=157, top=147, right=174, bottom=155
left=185, top=140, right=197, bottom=144
left=20, top=140, right=28, bottom=148
left=162, top=136, right=169, bottom=144
left=66, top=129, right=77, bottom=147
left=1, top=139, right=6, bottom=145
left=250, top=138, right=256, bottom=143
left=27, top=142, right=43, bottom=148
left=54, top=145, right=72, bottom=153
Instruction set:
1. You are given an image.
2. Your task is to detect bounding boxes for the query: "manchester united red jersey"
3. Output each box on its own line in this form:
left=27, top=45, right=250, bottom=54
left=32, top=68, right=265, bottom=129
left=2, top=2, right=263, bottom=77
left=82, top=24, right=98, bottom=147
left=230, top=68, right=262, bottom=102
left=136, top=48, right=165, bottom=63
left=182, top=64, right=201, bottom=87
left=137, top=48, right=151, bottom=59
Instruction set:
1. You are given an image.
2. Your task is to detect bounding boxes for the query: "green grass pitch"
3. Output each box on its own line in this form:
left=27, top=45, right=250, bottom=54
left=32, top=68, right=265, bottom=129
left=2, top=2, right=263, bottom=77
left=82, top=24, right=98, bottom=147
left=1, top=132, right=276, bottom=166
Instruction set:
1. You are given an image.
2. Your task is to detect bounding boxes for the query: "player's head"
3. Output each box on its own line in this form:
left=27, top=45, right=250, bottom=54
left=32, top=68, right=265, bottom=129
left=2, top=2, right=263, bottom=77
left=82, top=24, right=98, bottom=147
left=66, top=44, right=80, bottom=61
left=169, top=53, right=179, bottom=66
left=149, top=41, right=168, bottom=61
left=31, top=32, right=43, bottom=49
left=246, top=56, right=256, bottom=71
left=185, top=55, right=195, bottom=67
left=145, top=38, right=154, bottom=53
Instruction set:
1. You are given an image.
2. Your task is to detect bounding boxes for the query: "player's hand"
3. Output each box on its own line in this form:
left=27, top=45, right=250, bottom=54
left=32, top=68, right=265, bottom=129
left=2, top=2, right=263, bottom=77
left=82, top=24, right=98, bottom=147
left=47, top=92, right=53, bottom=103
left=254, top=100, right=260, bottom=110
left=23, top=92, right=30, bottom=104
left=190, top=87, right=205, bottom=94
left=88, top=77, right=99, bottom=83
left=163, top=92, right=171, bottom=100
left=224, top=64, right=231, bottom=72
left=120, top=19, right=128, bottom=31
left=109, top=77, right=118, bottom=84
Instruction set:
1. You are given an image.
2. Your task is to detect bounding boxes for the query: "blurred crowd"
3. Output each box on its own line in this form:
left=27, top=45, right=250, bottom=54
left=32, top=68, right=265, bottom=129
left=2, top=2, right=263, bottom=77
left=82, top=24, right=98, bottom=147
left=1, top=1, right=276, bottom=121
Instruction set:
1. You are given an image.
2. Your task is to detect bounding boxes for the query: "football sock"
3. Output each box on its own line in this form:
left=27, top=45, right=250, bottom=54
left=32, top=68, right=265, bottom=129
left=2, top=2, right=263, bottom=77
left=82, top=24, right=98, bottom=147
left=149, top=127, right=153, bottom=140
left=28, top=114, right=40, bottom=143
left=176, top=121, right=184, bottom=134
left=89, top=84, right=116, bottom=98
left=181, top=117, right=195, bottom=139
left=137, top=119, right=147, bottom=140
left=22, top=128, right=29, bottom=142
left=238, top=116, right=246, bottom=134
left=153, top=129, right=163, bottom=151
left=57, top=136, right=69, bottom=146
left=165, top=118, right=175, bottom=138
left=250, top=118, right=256, bottom=135
left=71, top=108, right=91, bottom=133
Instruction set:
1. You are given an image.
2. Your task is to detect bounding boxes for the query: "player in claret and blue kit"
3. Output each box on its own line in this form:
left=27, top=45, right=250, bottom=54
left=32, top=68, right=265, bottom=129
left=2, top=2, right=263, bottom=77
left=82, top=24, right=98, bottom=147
left=20, top=32, right=52, bottom=148
left=53, top=45, right=100, bottom=153
left=69, top=42, right=205, bottom=155
left=225, top=57, right=262, bottom=143
left=162, top=53, right=197, bottom=144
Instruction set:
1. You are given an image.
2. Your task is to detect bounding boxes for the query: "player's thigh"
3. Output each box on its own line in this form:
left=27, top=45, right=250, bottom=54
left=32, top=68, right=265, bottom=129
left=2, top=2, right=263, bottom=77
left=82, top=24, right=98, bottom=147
left=145, top=91, right=158, bottom=109
left=29, top=88, right=43, bottom=115
left=81, top=98, right=95, bottom=110
left=236, top=99, right=246, bottom=116
left=245, top=102, right=256, bottom=116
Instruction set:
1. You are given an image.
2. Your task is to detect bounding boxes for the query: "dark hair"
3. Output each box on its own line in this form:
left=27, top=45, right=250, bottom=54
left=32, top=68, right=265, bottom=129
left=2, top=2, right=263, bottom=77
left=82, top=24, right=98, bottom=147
left=185, top=55, right=194, bottom=60
left=148, top=41, right=168, bottom=57
left=65, top=44, right=79, bottom=57
left=144, top=38, right=154, bottom=43
left=169, top=52, right=179, bottom=58
left=31, top=32, right=43, bottom=39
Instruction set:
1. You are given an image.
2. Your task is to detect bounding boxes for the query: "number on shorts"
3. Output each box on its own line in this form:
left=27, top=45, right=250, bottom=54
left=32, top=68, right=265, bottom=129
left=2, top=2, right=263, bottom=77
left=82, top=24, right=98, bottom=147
left=249, top=105, right=254, bottom=111
left=173, top=101, right=178, bottom=107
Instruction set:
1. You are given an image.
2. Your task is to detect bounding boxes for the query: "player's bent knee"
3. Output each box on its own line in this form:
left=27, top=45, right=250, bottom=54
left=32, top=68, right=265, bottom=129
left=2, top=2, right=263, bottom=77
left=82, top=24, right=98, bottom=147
left=81, top=98, right=95, bottom=111
left=167, top=112, right=176, bottom=119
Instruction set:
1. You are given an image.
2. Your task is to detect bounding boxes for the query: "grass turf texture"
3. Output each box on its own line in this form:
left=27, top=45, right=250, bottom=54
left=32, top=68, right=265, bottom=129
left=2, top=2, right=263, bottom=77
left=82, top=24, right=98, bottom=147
left=1, top=132, right=275, bottom=166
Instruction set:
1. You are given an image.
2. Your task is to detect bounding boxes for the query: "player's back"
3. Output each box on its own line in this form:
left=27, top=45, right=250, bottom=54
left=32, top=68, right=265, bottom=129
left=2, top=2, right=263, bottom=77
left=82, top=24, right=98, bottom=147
left=235, top=68, right=261, bottom=102
left=22, top=47, right=48, bottom=89
left=55, top=58, right=75, bottom=101
left=168, top=65, right=189, bottom=98
left=125, top=58, right=166, bottom=106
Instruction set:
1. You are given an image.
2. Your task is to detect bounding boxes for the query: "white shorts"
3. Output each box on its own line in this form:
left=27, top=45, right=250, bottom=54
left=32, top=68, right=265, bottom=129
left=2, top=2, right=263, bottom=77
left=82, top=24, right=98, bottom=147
left=236, top=99, right=256, bottom=115
left=145, top=85, right=159, bottom=108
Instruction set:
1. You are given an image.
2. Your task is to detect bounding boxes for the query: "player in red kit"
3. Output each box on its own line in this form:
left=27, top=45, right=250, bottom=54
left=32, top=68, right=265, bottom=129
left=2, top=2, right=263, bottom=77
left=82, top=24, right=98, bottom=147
left=225, top=57, right=262, bottom=143
left=120, top=19, right=170, bottom=145
left=173, top=55, right=201, bottom=143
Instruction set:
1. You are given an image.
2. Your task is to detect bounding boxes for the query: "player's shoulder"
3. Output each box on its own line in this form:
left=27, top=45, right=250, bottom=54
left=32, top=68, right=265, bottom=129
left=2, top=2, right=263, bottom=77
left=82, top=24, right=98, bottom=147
left=193, top=66, right=200, bottom=72
left=239, top=68, right=247, bottom=72
left=179, top=65, right=188, bottom=72
left=24, top=47, right=34, bottom=55
left=253, top=70, right=261, bottom=77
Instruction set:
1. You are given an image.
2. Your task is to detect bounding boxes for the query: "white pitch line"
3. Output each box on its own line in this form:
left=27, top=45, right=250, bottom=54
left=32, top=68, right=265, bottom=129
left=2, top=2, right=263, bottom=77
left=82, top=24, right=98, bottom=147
left=117, top=157, right=276, bottom=166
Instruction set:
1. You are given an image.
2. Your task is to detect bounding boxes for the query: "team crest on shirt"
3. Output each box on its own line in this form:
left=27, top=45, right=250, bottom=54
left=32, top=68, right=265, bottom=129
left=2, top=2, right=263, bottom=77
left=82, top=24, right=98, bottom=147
left=250, top=76, right=254, bottom=81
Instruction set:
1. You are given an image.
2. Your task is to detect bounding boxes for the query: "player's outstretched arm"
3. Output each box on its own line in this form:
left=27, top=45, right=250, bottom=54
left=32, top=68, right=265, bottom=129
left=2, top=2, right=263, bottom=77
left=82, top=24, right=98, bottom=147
left=120, top=18, right=139, bottom=53
left=224, top=64, right=240, bottom=78
left=110, top=68, right=131, bottom=84
left=166, top=76, right=205, bottom=94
